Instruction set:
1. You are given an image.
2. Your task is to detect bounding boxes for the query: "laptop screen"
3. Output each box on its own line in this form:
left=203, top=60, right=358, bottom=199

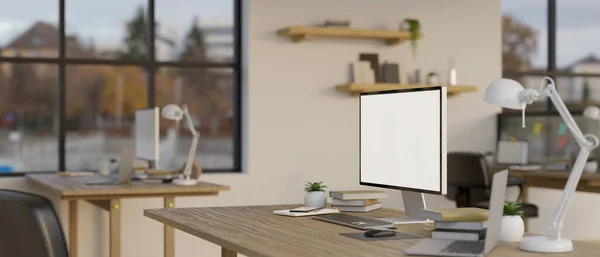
left=484, top=170, right=508, bottom=253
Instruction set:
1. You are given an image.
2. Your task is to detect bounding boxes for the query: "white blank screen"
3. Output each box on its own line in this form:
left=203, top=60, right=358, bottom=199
left=135, top=108, right=159, bottom=162
left=360, top=89, right=443, bottom=193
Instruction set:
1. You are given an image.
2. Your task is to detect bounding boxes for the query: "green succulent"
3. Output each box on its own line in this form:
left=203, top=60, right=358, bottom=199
left=305, top=181, right=327, bottom=192
left=503, top=202, right=524, bottom=217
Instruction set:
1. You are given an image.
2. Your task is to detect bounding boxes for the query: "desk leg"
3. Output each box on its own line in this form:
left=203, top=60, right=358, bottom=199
left=522, top=184, right=529, bottom=232
left=222, top=247, right=237, bottom=257
left=110, top=198, right=121, bottom=257
left=164, top=196, right=175, bottom=257
left=69, top=200, right=78, bottom=257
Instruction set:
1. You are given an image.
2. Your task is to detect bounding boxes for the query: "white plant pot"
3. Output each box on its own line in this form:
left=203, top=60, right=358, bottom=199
left=304, top=191, right=327, bottom=207
left=584, top=161, right=598, bottom=173
left=499, top=215, right=524, bottom=242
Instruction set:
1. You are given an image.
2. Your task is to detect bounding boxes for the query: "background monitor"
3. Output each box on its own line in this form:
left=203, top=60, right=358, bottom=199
left=359, top=87, right=447, bottom=195
left=135, top=107, right=160, bottom=168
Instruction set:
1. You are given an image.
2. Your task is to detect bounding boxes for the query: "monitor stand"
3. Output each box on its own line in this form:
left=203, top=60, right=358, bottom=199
left=376, top=191, right=432, bottom=224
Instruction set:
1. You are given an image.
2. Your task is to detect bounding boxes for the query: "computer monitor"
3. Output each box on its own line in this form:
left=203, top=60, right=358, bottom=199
left=135, top=107, right=160, bottom=169
left=360, top=86, right=447, bottom=224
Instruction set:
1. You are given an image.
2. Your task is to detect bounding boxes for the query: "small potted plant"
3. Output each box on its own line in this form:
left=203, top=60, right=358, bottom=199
left=584, top=156, right=598, bottom=173
left=403, top=18, right=421, bottom=59
left=499, top=202, right=525, bottom=242
left=304, top=181, right=328, bottom=207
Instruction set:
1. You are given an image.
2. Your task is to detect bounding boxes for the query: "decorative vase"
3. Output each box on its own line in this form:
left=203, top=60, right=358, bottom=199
left=304, top=191, right=327, bottom=207
left=499, top=215, right=524, bottom=242
left=584, top=161, right=598, bottom=173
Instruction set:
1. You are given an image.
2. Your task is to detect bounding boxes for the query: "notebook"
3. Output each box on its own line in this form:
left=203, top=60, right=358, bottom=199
left=420, top=207, right=488, bottom=222
left=273, top=208, right=340, bottom=217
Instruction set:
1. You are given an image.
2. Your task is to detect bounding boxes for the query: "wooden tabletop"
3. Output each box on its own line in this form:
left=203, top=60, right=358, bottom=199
left=144, top=205, right=600, bottom=257
left=27, top=174, right=230, bottom=200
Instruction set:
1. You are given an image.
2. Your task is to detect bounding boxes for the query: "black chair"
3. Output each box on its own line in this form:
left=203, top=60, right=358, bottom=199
left=0, top=189, right=69, bottom=257
left=446, top=152, right=538, bottom=218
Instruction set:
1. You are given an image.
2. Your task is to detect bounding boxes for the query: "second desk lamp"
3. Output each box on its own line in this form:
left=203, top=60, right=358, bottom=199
left=485, top=77, right=599, bottom=253
left=162, top=104, right=199, bottom=186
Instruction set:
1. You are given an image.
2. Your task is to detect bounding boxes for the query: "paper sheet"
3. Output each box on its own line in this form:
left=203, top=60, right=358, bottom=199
left=558, top=123, right=567, bottom=135
left=532, top=122, right=542, bottom=135
left=557, top=136, right=568, bottom=148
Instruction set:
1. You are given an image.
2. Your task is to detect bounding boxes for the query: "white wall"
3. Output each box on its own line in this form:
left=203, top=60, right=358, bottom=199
left=0, top=0, right=503, bottom=256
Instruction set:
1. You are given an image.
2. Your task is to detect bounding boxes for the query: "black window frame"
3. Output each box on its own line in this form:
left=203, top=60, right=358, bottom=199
left=0, top=0, right=243, bottom=174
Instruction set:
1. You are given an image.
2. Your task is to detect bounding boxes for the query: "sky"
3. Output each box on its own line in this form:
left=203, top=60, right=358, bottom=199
left=502, top=0, right=600, bottom=68
left=0, top=0, right=233, bottom=49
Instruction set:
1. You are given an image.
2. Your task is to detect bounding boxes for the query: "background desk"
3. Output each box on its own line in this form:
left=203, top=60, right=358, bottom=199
left=491, top=168, right=600, bottom=202
left=144, top=205, right=600, bottom=257
left=27, top=174, right=229, bottom=257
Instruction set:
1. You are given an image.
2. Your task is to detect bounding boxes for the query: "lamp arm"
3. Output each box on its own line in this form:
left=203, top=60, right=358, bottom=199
left=183, top=133, right=199, bottom=179
left=182, top=105, right=199, bottom=179
left=542, top=79, right=588, bottom=146
left=182, top=105, right=199, bottom=138
left=541, top=78, right=599, bottom=239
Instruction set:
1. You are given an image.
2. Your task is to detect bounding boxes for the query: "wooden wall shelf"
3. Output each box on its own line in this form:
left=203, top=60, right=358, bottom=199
left=335, top=84, right=478, bottom=97
left=277, top=26, right=421, bottom=46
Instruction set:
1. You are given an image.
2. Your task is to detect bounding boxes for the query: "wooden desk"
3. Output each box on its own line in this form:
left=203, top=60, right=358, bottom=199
left=27, top=174, right=229, bottom=257
left=144, top=205, right=600, bottom=257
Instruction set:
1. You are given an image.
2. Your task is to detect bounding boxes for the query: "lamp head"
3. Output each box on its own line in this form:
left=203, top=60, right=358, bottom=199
left=584, top=106, right=600, bottom=120
left=161, top=104, right=184, bottom=121
left=485, top=78, right=526, bottom=110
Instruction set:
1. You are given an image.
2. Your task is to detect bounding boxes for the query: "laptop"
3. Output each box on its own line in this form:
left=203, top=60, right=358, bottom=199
left=86, top=148, right=134, bottom=185
left=312, top=213, right=395, bottom=230
left=404, top=169, right=508, bottom=257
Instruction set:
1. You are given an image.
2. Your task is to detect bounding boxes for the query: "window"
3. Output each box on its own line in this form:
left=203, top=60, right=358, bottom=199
left=501, top=0, right=549, bottom=111
left=0, top=0, right=242, bottom=173
left=502, top=0, right=600, bottom=113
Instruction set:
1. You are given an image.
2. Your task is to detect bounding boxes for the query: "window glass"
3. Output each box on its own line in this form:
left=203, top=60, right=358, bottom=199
left=0, top=64, right=58, bottom=172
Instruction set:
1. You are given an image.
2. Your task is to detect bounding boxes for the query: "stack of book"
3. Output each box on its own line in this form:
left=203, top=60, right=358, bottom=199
left=329, top=190, right=387, bottom=212
left=420, top=207, right=488, bottom=241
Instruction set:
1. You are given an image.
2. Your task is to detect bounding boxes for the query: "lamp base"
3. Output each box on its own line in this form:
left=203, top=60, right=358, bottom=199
left=520, top=236, right=573, bottom=253
left=172, top=178, right=198, bottom=186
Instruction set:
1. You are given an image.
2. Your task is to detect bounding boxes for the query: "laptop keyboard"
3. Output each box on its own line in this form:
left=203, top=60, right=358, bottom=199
left=441, top=241, right=484, bottom=254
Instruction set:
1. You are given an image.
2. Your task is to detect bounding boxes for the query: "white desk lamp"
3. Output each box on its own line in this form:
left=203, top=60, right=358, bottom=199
left=485, top=77, right=599, bottom=253
left=161, top=104, right=199, bottom=186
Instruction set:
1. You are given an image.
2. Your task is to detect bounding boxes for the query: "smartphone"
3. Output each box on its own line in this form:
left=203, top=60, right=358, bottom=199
left=289, top=207, right=321, bottom=213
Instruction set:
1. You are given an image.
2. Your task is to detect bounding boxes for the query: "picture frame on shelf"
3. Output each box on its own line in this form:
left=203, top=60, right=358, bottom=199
left=352, top=61, right=373, bottom=84
left=359, top=53, right=380, bottom=82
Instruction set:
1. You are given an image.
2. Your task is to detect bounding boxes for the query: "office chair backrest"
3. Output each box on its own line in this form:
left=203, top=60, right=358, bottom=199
left=446, top=152, right=491, bottom=206
left=0, top=189, right=68, bottom=257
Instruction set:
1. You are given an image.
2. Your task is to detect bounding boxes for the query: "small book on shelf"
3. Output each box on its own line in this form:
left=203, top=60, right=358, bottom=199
left=434, top=221, right=487, bottom=230
left=420, top=207, right=488, bottom=222
left=331, top=198, right=379, bottom=206
left=329, top=190, right=387, bottom=200
left=432, top=228, right=486, bottom=241
left=334, top=203, right=381, bottom=212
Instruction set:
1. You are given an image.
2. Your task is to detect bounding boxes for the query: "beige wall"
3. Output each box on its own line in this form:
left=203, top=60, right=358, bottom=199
left=0, top=0, right=503, bottom=256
